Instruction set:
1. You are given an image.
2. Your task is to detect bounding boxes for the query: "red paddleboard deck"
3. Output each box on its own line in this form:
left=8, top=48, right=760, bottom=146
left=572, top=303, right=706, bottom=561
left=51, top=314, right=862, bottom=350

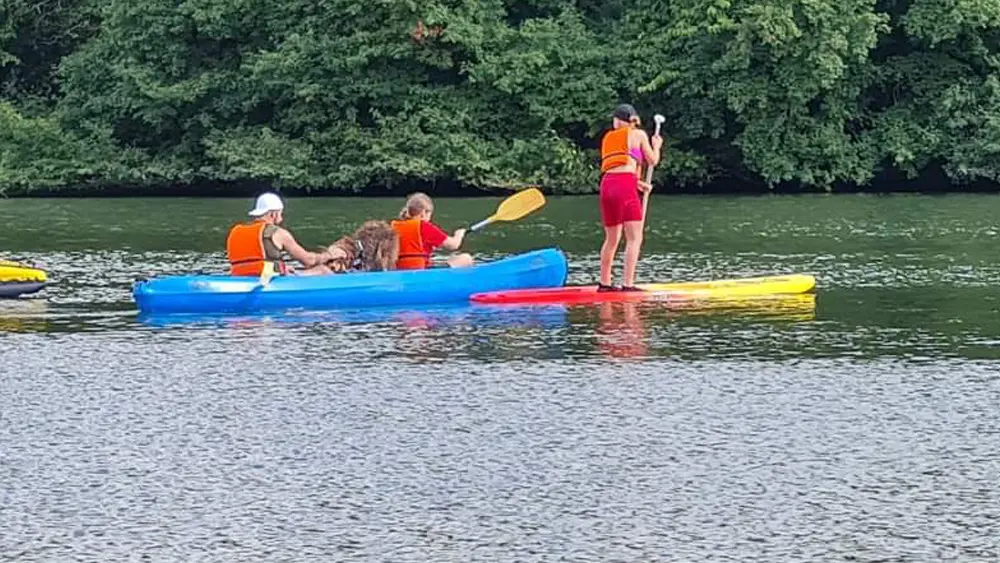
left=469, top=285, right=677, bottom=305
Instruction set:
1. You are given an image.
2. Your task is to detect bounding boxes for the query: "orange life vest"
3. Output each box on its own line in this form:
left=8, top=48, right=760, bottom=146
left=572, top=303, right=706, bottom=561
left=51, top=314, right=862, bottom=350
left=391, top=219, right=430, bottom=270
left=226, top=220, right=286, bottom=276
left=600, top=127, right=636, bottom=174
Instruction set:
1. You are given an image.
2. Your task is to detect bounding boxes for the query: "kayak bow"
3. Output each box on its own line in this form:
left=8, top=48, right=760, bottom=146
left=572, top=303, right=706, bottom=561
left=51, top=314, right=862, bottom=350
left=0, top=260, right=48, bottom=298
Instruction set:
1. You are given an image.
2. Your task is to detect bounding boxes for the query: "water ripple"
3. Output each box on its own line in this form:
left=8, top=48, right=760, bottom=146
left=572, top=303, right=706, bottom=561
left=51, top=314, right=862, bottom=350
left=2, top=352, right=998, bottom=561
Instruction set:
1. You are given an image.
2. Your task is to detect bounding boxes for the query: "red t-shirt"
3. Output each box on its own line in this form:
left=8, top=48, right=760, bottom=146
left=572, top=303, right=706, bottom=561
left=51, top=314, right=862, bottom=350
left=419, top=221, right=448, bottom=256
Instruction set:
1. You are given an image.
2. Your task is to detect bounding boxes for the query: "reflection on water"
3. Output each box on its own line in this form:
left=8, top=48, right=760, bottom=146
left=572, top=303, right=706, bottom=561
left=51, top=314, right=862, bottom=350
left=136, top=304, right=570, bottom=329
left=0, top=292, right=822, bottom=361
left=596, top=301, right=650, bottom=359
left=584, top=294, right=817, bottom=360
left=119, top=296, right=817, bottom=363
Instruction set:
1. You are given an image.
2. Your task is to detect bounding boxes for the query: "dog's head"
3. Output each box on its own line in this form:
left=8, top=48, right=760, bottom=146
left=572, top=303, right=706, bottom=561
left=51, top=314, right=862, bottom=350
left=321, top=237, right=359, bottom=273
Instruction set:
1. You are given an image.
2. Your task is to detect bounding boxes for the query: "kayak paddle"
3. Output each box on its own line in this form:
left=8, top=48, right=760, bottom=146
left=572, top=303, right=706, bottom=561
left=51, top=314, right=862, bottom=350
left=641, top=114, right=666, bottom=220
left=258, top=260, right=277, bottom=287
left=469, top=187, right=546, bottom=232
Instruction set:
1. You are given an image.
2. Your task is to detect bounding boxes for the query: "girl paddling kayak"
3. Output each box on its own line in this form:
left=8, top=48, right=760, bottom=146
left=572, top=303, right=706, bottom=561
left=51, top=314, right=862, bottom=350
left=391, top=192, right=474, bottom=269
left=598, top=104, right=662, bottom=292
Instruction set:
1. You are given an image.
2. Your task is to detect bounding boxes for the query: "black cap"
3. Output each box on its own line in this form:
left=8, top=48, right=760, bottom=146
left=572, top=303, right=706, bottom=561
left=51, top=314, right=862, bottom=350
left=612, top=103, right=638, bottom=121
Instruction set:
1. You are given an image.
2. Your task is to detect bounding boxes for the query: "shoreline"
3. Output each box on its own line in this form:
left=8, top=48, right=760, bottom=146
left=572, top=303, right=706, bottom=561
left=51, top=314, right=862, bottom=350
left=4, top=180, right=1000, bottom=199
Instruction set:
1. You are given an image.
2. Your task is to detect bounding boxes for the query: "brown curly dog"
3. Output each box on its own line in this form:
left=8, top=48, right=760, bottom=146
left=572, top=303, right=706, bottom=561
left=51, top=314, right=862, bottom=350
left=322, top=220, right=400, bottom=273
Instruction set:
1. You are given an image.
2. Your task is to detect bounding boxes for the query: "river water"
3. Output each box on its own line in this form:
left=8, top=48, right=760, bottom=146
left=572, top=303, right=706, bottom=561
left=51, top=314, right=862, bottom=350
left=2, top=195, right=998, bottom=561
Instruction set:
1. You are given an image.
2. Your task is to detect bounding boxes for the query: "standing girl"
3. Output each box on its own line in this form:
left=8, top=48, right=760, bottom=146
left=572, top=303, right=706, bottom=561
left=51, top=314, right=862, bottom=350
left=597, top=104, right=662, bottom=291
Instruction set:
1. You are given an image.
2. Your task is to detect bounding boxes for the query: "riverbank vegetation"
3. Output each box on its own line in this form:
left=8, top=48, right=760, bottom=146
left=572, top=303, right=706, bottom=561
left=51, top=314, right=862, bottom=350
left=3, top=0, right=1000, bottom=195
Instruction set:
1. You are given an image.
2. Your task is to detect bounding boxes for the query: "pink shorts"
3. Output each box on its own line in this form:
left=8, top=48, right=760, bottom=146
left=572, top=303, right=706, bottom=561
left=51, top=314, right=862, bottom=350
left=599, top=172, right=642, bottom=227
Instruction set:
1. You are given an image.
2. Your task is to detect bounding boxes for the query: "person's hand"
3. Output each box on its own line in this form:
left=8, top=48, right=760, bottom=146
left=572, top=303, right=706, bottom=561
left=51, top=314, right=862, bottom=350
left=638, top=180, right=653, bottom=194
left=651, top=134, right=664, bottom=151
left=327, top=246, right=347, bottom=261
left=453, top=228, right=467, bottom=241
left=316, top=248, right=336, bottom=265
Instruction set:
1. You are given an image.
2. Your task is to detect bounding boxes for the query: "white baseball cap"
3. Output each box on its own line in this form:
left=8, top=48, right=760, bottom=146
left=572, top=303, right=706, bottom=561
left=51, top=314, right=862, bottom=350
left=248, top=192, right=284, bottom=216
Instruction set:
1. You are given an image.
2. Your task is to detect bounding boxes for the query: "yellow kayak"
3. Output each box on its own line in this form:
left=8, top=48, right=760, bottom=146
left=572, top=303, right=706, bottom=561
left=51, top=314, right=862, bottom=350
left=0, top=260, right=48, bottom=298
left=0, top=260, right=47, bottom=283
left=640, top=274, right=815, bottom=296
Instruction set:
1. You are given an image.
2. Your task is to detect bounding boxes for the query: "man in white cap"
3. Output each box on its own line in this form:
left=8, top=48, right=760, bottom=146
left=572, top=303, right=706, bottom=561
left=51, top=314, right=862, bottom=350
left=225, top=192, right=343, bottom=277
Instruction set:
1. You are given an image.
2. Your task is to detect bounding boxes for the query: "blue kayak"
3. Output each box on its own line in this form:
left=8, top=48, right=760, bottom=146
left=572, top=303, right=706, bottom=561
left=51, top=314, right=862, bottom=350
left=133, top=248, right=568, bottom=315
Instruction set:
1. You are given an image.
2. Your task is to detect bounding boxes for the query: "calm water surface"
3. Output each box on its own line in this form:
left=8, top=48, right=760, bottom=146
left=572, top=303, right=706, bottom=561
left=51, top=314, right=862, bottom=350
left=2, top=195, right=999, bottom=561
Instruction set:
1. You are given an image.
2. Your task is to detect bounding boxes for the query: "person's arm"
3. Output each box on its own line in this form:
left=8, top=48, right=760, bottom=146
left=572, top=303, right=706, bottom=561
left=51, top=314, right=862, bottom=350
left=422, top=221, right=462, bottom=252
left=271, top=228, right=339, bottom=267
left=637, top=130, right=662, bottom=167
left=440, top=228, right=466, bottom=251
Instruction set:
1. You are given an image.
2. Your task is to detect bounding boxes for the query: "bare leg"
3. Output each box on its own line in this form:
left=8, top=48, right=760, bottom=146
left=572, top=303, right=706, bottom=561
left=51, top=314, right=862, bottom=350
left=447, top=253, right=474, bottom=268
left=622, top=220, right=644, bottom=287
left=600, top=225, right=623, bottom=286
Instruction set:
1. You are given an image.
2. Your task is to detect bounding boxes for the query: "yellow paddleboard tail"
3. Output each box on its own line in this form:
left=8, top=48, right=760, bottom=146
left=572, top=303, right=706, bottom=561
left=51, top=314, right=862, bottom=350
left=640, top=274, right=815, bottom=296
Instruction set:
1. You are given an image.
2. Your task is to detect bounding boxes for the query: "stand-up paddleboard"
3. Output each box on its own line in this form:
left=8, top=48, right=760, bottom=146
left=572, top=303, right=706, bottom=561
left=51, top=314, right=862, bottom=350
left=469, top=274, right=815, bottom=305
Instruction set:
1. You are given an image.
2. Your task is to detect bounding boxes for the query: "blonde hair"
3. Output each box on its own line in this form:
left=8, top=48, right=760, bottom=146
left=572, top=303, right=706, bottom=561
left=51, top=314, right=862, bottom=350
left=399, top=192, right=434, bottom=220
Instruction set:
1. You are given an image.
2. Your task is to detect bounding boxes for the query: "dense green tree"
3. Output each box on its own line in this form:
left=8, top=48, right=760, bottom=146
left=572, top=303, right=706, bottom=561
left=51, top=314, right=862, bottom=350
left=623, top=0, right=889, bottom=187
left=0, top=100, right=126, bottom=193
left=3, top=0, right=1000, bottom=194
left=869, top=0, right=1000, bottom=183
left=1, top=0, right=101, bottom=105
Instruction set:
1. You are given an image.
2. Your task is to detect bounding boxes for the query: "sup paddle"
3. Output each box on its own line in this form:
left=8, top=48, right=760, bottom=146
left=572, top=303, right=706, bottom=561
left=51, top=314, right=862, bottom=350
left=469, top=187, right=546, bottom=232
left=641, top=114, right=666, bottom=220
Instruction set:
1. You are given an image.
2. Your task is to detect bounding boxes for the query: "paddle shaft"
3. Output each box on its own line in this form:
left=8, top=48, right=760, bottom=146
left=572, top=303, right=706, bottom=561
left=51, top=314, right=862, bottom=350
left=641, top=120, right=664, bottom=221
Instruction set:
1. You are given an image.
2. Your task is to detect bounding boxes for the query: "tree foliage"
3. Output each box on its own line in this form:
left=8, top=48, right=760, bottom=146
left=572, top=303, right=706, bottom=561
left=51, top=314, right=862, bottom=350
left=2, top=0, right=1000, bottom=194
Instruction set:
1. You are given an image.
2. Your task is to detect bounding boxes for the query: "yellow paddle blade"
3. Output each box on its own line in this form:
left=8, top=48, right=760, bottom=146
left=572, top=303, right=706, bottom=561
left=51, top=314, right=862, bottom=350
left=258, top=261, right=277, bottom=287
left=470, top=187, right=546, bottom=231
left=492, top=187, right=545, bottom=222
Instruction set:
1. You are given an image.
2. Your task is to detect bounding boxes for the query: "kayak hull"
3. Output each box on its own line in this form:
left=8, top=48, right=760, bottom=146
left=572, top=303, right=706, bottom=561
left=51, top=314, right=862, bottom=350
left=0, top=260, right=48, bottom=298
left=133, top=248, right=568, bottom=315
left=470, top=274, right=816, bottom=305
left=0, top=281, right=47, bottom=298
